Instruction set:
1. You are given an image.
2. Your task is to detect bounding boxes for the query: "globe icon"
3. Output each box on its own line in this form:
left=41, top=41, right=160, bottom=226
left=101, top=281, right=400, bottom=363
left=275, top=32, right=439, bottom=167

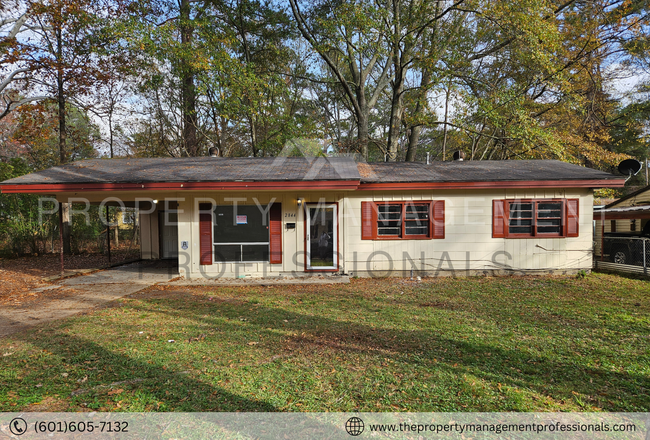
left=345, top=417, right=364, bottom=436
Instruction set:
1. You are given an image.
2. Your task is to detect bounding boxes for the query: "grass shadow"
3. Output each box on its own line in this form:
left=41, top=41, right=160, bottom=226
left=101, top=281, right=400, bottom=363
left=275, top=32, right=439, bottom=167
left=7, top=327, right=278, bottom=412
left=132, top=288, right=649, bottom=411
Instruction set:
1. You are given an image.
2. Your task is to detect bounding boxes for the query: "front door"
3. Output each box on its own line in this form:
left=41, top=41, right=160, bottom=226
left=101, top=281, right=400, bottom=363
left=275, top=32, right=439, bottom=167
left=306, top=204, right=338, bottom=270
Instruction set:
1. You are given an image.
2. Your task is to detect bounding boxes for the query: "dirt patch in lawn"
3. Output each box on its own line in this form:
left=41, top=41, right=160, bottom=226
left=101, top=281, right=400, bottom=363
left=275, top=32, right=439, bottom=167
left=0, top=253, right=163, bottom=338
left=0, top=250, right=139, bottom=305
left=23, top=396, right=75, bottom=412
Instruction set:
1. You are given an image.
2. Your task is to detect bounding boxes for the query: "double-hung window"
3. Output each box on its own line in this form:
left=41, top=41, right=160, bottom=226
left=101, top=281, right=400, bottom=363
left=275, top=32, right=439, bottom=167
left=361, top=201, right=445, bottom=240
left=492, top=199, right=579, bottom=238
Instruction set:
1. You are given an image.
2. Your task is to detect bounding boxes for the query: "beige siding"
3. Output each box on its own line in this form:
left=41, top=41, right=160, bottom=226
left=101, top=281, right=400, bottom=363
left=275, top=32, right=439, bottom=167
left=178, top=189, right=593, bottom=278
left=342, top=189, right=593, bottom=277
left=55, top=188, right=595, bottom=278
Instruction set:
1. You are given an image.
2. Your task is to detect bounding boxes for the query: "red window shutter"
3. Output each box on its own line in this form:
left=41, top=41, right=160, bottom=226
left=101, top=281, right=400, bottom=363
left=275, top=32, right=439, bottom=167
left=269, top=203, right=282, bottom=264
left=198, top=203, right=213, bottom=265
left=492, top=200, right=506, bottom=238
left=431, top=200, right=445, bottom=239
left=566, top=199, right=579, bottom=237
left=361, top=201, right=377, bottom=239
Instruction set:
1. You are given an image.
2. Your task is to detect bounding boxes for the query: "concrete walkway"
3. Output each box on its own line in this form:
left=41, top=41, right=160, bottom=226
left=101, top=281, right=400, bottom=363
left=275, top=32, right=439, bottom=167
left=0, top=261, right=349, bottom=337
left=0, top=261, right=179, bottom=337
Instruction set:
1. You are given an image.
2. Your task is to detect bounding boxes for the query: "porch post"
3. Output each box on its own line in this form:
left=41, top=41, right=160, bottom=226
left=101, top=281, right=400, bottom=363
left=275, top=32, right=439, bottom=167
left=59, top=203, right=64, bottom=275
left=600, top=219, right=605, bottom=263
left=643, top=238, right=648, bottom=275
left=106, top=206, right=111, bottom=263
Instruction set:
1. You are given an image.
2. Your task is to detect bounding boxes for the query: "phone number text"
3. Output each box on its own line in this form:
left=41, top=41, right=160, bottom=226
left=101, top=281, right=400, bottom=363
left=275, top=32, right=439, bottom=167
left=33, top=420, right=129, bottom=434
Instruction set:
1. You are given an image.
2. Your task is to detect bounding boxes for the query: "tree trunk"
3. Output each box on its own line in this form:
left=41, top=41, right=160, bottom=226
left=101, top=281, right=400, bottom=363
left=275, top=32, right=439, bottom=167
left=406, top=125, right=422, bottom=161
left=180, top=0, right=198, bottom=157
left=108, top=110, right=114, bottom=158
left=357, top=94, right=369, bottom=160
left=441, top=82, right=451, bottom=161
left=56, top=25, right=71, bottom=254
left=405, top=68, right=433, bottom=162
left=249, top=114, right=258, bottom=156
left=386, top=0, right=404, bottom=162
left=56, top=28, right=66, bottom=165
left=386, top=74, right=404, bottom=161
left=405, top=0, right=441, bottom=162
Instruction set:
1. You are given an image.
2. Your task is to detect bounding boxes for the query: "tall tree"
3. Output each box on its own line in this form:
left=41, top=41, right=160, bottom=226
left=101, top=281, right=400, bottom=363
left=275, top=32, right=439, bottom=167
left=11, top=0, right=127, bottom=253
left=128, top=0, right=311, bottom=158
left=179, top=0, right=199, bottom=156
left=288, top=0, right=392, bottom=159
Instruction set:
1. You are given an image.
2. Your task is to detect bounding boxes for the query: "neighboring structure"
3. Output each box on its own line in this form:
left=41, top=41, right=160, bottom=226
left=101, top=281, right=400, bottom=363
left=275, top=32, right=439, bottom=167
left=595, top=184, right=650, bottom=238
left=0, top=157, right=625, bottom=278
left=594, top=184, right=650, bottom=273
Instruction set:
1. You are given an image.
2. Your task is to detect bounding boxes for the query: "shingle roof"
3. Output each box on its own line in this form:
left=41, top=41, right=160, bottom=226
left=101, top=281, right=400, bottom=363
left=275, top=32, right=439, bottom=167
left=1, top=157, right=361, bottom=185
left=0, top=157, right=621, bottom=186
left=358, top=160, right=621, bottom=183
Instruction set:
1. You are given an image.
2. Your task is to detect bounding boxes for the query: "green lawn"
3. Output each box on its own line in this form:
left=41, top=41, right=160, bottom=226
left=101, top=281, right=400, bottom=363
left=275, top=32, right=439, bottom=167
left=1, top=273, right=648, bottom=412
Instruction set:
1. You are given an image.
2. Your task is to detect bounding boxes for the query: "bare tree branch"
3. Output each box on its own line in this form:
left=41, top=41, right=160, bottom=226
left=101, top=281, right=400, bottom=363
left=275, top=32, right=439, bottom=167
left=0, top=95, right=48, bottom=120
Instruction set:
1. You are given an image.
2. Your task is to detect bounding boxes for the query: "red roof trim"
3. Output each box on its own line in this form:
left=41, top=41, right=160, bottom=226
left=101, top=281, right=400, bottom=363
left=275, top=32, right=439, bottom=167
left=0, top=180, right=361, bottom=194
left=357, top=179, right=625, bottom=190
left=0, top=178, right=624, bottom=194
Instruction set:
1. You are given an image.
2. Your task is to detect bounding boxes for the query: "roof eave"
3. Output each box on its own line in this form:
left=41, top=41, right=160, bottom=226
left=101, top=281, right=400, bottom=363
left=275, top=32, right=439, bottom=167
left=0, top=180, right=361, bottom=194
left=358, top=178, right=625, bottom=190
left=0, top=178, right=626, bottom=194
left=593, top=209, right=650, bottom=220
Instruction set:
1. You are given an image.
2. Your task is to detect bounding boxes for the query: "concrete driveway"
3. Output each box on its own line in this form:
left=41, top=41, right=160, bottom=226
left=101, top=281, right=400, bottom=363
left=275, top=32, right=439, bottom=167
left=0, top=261, right=179, bottom=337
left=0, top=260, right=349, bottom=337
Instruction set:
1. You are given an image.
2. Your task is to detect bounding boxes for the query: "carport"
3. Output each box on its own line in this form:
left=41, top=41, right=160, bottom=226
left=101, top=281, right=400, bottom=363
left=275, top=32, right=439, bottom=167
left=58, top=197, right=181, bottom=274
left=594, top=205, right=650, bottom=275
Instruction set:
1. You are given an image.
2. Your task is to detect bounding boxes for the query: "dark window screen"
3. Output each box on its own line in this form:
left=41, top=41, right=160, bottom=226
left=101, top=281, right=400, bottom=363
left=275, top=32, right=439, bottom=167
left=536, top=202, right=562, bottom=234
left=213, top=205, right=269, bottom=243
left=377, top=204, right=401, bottom=236
left=508, top=202, right=533, bottom=235
left=242, top=244, right=269, bottom=262
left=405, top=204, right=429, bottom=236
left=214, top=244, right=269, bottom=262
left=214, top=245, right=241, bottom=262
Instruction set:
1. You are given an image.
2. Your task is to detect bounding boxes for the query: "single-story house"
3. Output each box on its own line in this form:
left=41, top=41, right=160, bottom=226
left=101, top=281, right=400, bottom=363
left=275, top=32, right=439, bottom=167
left=0, top=156, right=625, bottom=279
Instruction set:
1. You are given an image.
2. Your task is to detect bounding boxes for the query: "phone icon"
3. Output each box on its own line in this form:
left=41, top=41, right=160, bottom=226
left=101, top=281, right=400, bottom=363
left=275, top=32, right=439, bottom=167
left=9, top=417, right=27, bottom=436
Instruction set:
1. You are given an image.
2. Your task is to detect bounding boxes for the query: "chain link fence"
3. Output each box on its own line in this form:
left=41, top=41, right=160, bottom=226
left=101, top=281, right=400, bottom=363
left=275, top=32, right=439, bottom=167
left=596, top=236, right=650, bottom=276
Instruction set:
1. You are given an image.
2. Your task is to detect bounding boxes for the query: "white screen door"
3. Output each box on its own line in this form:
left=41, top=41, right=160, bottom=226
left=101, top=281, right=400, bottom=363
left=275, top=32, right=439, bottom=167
left=306, top=204, right=338, bottom=270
